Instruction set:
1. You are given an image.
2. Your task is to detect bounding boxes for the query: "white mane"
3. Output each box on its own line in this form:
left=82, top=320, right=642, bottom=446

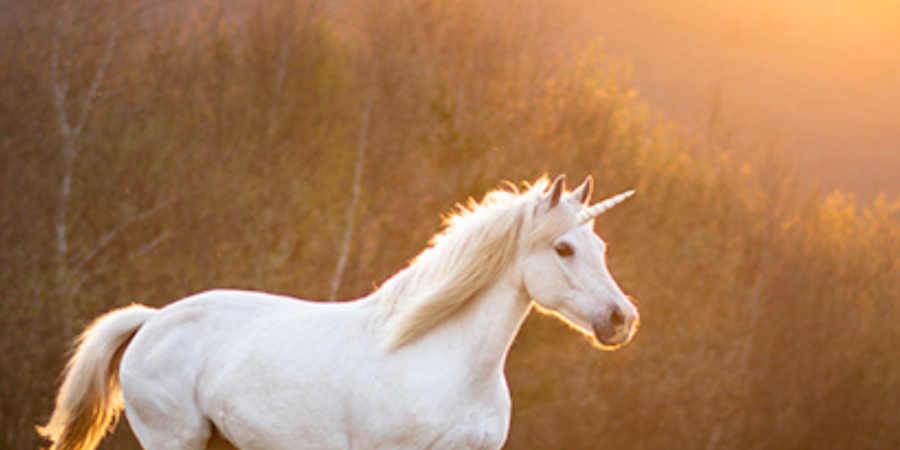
left=376, top=178, right=576, bottom=348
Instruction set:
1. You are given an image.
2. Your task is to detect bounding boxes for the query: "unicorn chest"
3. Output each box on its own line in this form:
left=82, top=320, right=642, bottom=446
left=360, top=403, right=511, bottom=450
left=424, top=406, right=510, bottom=450
left=350, top=375, right=512, bottom=450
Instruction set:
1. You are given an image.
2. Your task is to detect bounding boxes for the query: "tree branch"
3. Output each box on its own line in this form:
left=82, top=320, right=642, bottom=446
left=64, top=230, right=171, bottom=298
left=68, top=195, right=182, bottom=274
left=73, top=15, right=119, bottom=137
left=266, top=37, right=291, bottom=140
left=49, top=25, right=71, bottom=140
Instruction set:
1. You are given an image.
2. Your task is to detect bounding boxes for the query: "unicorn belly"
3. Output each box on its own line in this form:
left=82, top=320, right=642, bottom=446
left=165, top=291, right=513, bottom=450
left=339, top=381, right=511, bottom=450
left=202, top=341, right=512, bottom=450
left=208, top=386, right=511, bottom=450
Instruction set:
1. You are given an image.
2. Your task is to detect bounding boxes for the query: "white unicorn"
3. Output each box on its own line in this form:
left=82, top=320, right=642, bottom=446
left=40, top=175, right=639, bottom=450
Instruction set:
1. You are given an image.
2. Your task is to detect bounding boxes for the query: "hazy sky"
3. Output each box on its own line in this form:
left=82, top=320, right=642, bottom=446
left=570, top=0, right=900, bottom=196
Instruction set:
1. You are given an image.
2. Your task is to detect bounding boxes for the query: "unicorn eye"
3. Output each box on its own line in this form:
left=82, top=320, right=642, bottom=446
left=554, top=242, right=575, bottom=257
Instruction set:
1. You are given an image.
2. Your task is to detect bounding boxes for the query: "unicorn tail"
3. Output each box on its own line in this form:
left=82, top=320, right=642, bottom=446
left=38, top=305, right=156, bottom=450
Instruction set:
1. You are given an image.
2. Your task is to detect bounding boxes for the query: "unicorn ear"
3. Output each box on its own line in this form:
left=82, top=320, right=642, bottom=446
left=546, top=175, right=566, bottom=209
left=571, top=175, right=593, bottom=206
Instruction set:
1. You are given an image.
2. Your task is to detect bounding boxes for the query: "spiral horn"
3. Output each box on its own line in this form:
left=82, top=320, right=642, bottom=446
left=576, top=189, right=636, bottom=224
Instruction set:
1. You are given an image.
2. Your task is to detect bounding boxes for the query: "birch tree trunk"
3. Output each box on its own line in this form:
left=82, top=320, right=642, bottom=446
left=329, top=93, right=374, bottom=300
left=49, top=0, right=118, bottom=337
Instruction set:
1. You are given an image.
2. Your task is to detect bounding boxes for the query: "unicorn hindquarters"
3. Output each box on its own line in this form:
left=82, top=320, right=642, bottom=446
left=38, top=305, right=156, bottom=450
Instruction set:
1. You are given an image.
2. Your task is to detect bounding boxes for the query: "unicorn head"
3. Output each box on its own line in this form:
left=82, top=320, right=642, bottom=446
left=379, top=175, right=638, bottom=350
left=518, top=175, right=639, bottom=349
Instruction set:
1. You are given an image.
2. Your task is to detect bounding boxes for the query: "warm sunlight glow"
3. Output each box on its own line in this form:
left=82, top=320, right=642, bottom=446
left=573, top=0, right=900, bottom=195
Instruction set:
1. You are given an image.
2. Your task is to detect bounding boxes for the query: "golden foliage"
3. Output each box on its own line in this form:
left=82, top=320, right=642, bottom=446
left=2, top=0, right=899, bottom=449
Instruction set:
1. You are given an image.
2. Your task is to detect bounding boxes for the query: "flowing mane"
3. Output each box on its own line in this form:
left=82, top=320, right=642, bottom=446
left=376, top=178, right=575, bottom=348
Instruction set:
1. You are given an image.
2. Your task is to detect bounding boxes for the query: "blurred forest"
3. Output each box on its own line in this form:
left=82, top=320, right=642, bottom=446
left=2, top=0, right=900, bottom=449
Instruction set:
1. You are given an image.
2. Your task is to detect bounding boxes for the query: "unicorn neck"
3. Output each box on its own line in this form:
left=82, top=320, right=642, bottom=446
left=457, top=274, right=533, bottom=376
left=403, top=271, right=533, bottom=382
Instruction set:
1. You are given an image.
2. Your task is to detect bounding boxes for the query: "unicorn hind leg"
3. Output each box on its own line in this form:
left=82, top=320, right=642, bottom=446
left=118, top=320, right=214, bottom=450
left=122, top=394, right=211, bottom=450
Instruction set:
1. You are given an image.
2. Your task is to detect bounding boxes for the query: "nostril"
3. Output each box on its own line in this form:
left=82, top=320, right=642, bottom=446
left=610, top=308, right=625, bottom=328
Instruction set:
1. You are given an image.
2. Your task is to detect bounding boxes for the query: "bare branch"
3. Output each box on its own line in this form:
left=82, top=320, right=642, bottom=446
left=64, top=230, right=171, bottom=298
left=63, top=271, right=91, bottom=299
left=72, top=15, right=119, bottom=137
left=49, top=2, right=72, bottom=140
left=68, top=195, right=182, bottom=273
left=266, top=37, right=291, bottom=140
left=133, top=230, right=171, bottom=259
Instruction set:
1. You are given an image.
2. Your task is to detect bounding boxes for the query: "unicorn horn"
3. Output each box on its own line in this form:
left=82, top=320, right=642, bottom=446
left=576, top=189, right=636, bottom=224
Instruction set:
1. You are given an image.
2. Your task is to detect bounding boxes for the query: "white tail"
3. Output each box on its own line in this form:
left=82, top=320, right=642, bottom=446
left=38, top=305, right=156, bottom=450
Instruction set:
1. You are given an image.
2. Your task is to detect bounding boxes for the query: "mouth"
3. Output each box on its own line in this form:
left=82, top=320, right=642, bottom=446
left=592, top=319, right=638, bottom=350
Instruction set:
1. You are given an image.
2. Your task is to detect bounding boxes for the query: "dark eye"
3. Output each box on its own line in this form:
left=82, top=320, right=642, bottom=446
left=554, top=242, right=575, bottom=257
